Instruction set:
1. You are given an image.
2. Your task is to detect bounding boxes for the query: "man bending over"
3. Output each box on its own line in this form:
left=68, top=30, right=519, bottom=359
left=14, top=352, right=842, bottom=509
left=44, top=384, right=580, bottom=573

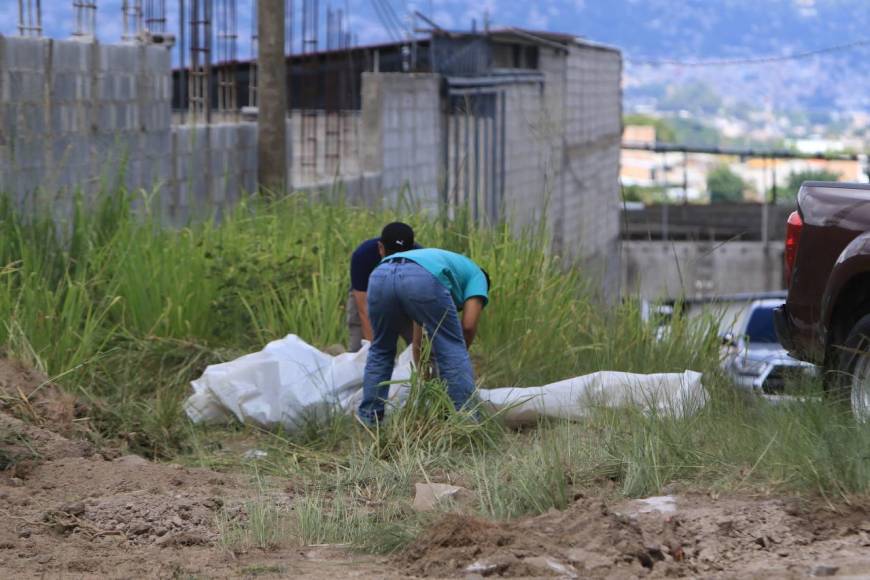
left=358, top=247, right=490, bottom=426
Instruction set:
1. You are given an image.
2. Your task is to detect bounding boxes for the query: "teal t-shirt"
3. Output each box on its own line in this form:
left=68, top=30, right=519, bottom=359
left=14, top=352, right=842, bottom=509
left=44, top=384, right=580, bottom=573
left=385, top=249, right=488, bottom=309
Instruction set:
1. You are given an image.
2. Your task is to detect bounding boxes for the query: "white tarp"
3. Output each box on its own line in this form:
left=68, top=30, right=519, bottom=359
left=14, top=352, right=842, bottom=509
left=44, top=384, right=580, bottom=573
left=185, top=334, right=706, bottom=430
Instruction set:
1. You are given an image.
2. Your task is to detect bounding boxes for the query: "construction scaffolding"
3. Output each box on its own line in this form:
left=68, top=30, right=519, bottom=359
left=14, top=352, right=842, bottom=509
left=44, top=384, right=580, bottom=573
left=144, top=0, right=167, bottom=34
left=216, top=0, right=238, bottom=113
left=324, top=6, right=346, bottom=175
left=18, top=0, right=43, bottom=36
left=188, top=0, right=212, bottom=122
left=248, top=0, right=258, bottom=108
left=300, top=0, right=320, bottom=178
left=285, top=0, right=294, bottom=56
left=122, top=0, right=144, bottom=41
left=72, top=0, right=97, bottom=39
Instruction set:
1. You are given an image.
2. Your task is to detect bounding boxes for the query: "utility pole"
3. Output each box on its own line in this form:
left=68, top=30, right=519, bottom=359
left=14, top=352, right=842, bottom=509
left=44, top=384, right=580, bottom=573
left=257, top=0, right=287, bottom=194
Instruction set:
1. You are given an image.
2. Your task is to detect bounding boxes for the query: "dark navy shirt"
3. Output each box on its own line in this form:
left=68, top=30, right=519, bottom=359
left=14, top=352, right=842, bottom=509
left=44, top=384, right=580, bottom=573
left=350, top=238, right=382, bottom=292
left=350, top=238, right=422, bottom=292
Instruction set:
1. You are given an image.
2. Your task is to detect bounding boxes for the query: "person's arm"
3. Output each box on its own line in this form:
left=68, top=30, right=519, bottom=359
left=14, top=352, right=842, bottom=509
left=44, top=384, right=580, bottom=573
left=352, top=290, right=373, bottom=342
left=461, top=297, right=485, bottom=348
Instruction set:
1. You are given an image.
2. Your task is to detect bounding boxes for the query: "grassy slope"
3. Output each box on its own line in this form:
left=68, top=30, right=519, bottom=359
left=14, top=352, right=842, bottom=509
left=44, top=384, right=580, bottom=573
left=1, top=190, right=868, bottom=553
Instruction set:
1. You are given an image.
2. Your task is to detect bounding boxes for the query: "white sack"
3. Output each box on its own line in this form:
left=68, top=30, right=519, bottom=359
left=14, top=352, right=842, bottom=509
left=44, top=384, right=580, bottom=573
left=185, top=334, right=705, bottom=431
left=185, top=334, right=412, bottom=430
left=478, top=371, right=705, bottom=427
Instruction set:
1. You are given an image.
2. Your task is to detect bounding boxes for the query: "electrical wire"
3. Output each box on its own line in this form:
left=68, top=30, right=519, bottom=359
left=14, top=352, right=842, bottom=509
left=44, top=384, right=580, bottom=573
left=370, top=0, right=400, bottom=42
left=376, top=0, right=407, bottom=39
left=627, top=38, right=870, bottom=67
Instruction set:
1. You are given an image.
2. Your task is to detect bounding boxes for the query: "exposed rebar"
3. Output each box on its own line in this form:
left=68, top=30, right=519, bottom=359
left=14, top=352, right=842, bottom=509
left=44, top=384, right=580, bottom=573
left=249, top=0, right=259, bottom=108
left=72, top=0, right=97, bottom=38
left=302, top=0, right=318, bottom=54
left=285, top=0, right=294, bottom=55
left=178, top=0, right=188, bottom=121
left=145, top=0, right=167, bottom=33
left=122, top=0, right=144, bottom=41
left=300, top=0, right=320, bottom=177
left=188, top=0, right=212, bottom=122
left=216, top=0, right=238, bottom=113
left=18, top=0, right=43, bottom=37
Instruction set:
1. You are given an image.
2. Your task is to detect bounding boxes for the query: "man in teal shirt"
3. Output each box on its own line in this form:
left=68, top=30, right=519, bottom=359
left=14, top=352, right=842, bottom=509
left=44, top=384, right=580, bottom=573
left=358, top=248, right=490, bottom=425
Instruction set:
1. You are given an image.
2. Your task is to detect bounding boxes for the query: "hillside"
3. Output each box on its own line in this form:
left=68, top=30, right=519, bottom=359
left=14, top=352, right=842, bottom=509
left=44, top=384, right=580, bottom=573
left=570, top=0, right=869, bottom=112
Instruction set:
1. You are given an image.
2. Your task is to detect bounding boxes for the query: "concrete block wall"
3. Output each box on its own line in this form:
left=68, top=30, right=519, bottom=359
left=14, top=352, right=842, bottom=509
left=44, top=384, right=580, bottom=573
left=499, top=42, right=622, bottom=285
left=288, top=110, right=363, bottom=189
left=0, top=35, right=268, bottom=225
left=534, top=42, right=622, bottom=295
left=565, top=44, right=622, bottom=146
left=168, top=122, right=258, bottom=224
left=0, top=36, right=51, bottom=205
left=622, top=241, right=785, bottom=299
left=0, top=35, right=622, bottom=282
left=563, top=44, right=622, bottom=293
left=361, top=73, right=443, bottom=211
left=501, top=81, right=552, bottom=228
left=0, top=36, right=172, bottom=220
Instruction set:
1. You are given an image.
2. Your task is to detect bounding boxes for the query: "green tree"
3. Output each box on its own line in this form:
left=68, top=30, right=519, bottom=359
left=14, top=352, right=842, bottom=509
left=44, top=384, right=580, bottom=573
left=622, top=184, right=666, bottom=204
left=623, top=114, right=676, bottom=143
left=707, top=165, right=745, bottom=203
left=669, top=118, right=721, bottom=148
left=773, top=169, right=840, bottom=204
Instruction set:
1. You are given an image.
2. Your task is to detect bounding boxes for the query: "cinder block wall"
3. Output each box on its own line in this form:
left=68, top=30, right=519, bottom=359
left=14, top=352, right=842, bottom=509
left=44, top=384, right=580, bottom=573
left=622, top=241, right=785, bottom=299
left=0, top=36, right=173, bottom=218
left=0, top=36, right=623, bottom=280
left=501, top=81, right=553, bottom=228
left=499, top=41, right=622, bottom=294
left=169, top=122, right=259, bottom=224
left=361, top=73, right=443, bottom=211
left=0, top=35, right=262, bottom=224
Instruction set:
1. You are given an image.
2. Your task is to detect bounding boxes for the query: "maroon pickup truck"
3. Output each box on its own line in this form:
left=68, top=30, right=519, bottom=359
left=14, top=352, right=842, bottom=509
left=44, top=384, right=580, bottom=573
left=774, top=181, right=870, bottom=419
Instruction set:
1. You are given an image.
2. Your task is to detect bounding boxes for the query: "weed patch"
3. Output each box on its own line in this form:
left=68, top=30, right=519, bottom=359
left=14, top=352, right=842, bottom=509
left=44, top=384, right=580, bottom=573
left=2, top=189, right=869, bottom=560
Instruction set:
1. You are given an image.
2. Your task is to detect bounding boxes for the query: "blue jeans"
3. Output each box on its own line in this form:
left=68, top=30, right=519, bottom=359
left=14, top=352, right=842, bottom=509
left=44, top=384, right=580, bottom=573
left=358, top=260, right=476, bottom=424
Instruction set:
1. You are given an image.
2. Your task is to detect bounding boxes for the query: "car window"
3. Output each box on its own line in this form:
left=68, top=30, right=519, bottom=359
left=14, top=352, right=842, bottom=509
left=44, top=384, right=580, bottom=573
left=745, top=306, right=778, bottom=344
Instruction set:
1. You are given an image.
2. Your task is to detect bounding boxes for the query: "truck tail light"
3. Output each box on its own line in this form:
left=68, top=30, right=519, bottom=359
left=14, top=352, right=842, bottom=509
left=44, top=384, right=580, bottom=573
left=784, top=211, right=803, bottom=288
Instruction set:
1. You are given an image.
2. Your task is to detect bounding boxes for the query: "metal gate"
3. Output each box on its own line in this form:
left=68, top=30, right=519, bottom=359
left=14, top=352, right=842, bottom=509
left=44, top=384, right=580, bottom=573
left=445, top=88, right=506, bottom=225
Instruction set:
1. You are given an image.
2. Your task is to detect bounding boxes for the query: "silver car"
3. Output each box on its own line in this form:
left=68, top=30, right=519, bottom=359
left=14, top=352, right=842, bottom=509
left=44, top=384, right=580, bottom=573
left=721, top=298, right=817, bottom=393
left=679, top=293, right=818, bottom=394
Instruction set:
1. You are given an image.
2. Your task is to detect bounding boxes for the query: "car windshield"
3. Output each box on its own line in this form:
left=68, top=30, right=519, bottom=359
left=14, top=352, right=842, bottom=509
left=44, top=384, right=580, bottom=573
left=745, top=306, right=779, bottom=344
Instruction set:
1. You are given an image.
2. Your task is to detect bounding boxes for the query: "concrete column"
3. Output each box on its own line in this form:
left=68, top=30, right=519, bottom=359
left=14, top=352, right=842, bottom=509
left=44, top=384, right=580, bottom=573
left=257, top=0, right=287, bottom=194
left=360, top=72, right=384, bottom=173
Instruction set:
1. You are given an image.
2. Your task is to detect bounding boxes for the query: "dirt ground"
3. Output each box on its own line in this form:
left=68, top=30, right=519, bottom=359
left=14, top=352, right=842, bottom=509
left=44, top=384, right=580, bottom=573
left=404, top=494, right=870, bottom=578
left=2, top=357, right=870, bottom=579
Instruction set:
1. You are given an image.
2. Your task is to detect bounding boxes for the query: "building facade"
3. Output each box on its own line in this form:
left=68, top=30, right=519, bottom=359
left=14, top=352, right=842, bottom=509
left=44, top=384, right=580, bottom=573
left=0, top=29, right=623, bottom=283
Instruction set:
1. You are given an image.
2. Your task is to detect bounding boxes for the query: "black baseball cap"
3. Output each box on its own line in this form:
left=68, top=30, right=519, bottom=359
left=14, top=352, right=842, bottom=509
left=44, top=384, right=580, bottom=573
left=380, top=222, right=415, bottom=255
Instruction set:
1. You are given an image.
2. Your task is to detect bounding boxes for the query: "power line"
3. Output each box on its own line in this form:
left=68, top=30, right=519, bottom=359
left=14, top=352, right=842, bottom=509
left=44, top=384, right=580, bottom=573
left=621, top=141, right=863, bottom=163
left=626, top=38, right=870, bottom=67
left=370, top=0, right=401, bottom=42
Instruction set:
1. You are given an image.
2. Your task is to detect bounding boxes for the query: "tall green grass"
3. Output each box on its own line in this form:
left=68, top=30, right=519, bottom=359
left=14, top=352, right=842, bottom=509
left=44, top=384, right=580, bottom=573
left=3, top=187, right=869, bottom=556
left=0, top=188, right=717, bottom=454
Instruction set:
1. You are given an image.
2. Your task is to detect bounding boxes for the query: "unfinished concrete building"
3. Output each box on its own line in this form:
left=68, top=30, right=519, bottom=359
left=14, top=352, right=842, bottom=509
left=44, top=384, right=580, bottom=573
left=0, top=26, right=622, bottom=286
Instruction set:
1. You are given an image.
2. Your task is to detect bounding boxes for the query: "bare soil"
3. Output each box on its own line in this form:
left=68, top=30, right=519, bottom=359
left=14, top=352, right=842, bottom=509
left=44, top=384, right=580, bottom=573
left=2, top=356, right=870, bottom=578
left=403, top=495, right=870, bottom=578
left=0, top=357, right=392, bottom=578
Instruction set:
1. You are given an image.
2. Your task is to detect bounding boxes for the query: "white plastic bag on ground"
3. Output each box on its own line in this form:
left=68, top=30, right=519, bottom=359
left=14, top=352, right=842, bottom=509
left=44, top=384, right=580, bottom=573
left=478, top=371, right=705, bottom=426
left=186, top=335, right=410, bottom=430
left=184, top=334, right=705, bottom=431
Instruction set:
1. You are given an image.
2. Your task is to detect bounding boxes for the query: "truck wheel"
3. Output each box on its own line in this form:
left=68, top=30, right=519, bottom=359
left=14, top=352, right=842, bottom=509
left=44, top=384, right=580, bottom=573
left=833, top=313, right=870, bottom=422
